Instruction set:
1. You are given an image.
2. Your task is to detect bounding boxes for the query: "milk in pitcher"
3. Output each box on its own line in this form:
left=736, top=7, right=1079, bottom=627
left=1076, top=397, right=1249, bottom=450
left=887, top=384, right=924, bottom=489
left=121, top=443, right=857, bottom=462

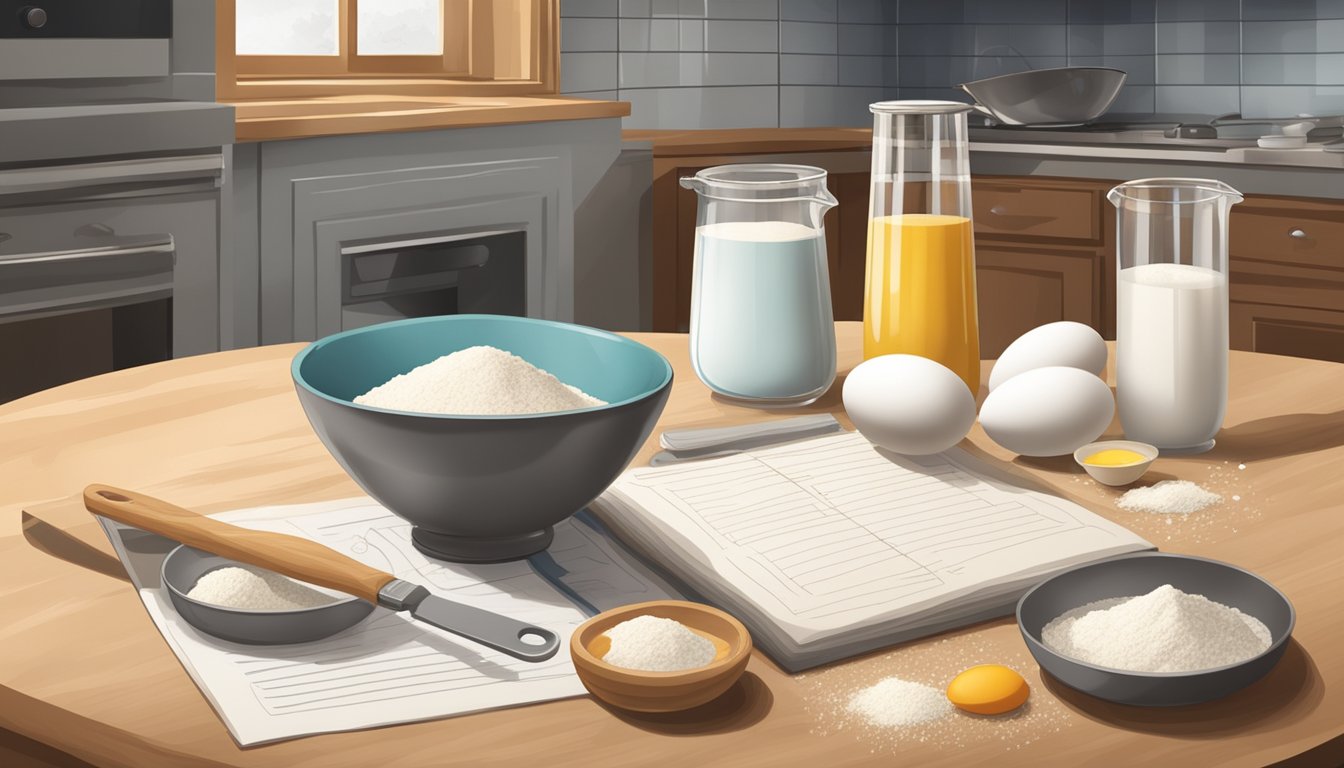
left=690, top=221, right=836, bottom=401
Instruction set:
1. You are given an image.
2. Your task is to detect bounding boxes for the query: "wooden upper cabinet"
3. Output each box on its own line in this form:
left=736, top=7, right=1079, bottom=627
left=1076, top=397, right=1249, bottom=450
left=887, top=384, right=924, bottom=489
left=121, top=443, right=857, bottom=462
left=216, top=0, right=558, bottom=100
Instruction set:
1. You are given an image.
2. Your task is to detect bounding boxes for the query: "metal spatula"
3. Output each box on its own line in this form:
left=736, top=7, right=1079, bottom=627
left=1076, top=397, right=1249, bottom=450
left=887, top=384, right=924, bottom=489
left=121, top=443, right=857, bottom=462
left=83, top=484, right=560, bottom=662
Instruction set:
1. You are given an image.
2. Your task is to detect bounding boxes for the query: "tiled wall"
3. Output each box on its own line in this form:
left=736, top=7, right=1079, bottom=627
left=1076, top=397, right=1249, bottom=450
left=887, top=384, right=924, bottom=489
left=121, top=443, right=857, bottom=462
left=561, top=0, right=1344, bottom=128
left=559, top=0, right=897, bottom=129
left=895, top=0, right=1344, bottom=119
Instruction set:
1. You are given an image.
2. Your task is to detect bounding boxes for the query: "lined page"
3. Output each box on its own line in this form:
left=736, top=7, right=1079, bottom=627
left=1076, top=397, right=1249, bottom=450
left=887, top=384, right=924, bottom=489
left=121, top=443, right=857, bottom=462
left=598, top=431, right=1150, bottom=633
left=99, top=500, right=677, bottom=746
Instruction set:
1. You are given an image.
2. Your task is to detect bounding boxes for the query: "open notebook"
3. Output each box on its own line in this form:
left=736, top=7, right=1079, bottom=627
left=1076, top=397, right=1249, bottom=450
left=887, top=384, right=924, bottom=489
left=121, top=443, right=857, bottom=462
left=589, top=430, right=1153, bottom=672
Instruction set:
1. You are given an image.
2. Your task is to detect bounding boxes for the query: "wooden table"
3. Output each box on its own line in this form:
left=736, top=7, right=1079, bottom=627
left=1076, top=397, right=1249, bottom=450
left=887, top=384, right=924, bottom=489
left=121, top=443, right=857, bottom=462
left=2, top=323, right=1342, bottom=768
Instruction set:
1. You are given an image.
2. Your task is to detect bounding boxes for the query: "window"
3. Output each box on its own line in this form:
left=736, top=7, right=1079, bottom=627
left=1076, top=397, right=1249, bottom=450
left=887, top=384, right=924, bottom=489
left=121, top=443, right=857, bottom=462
left=218, top=0, right=555, bottom=93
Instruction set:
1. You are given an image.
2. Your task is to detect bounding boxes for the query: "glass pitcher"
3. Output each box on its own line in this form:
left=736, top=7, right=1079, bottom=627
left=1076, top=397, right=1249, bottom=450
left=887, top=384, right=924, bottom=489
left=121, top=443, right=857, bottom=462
left=679, top=164, right=838, bottom=406
left=1108, top=178, right=1243, bottom=453
left=864, top=101, right=981, bottom=395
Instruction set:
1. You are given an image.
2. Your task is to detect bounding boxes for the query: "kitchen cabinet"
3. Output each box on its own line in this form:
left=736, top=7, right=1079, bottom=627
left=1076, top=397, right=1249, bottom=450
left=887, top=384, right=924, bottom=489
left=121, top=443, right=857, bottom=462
left=1229, top=194, right=1344, bottom=363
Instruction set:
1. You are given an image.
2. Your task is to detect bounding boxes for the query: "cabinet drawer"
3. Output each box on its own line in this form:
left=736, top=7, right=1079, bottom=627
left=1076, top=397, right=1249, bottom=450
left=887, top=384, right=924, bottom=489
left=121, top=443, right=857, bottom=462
left=972, top=181, right=1104, bottom=244
left=1229, top=197, right=1344, bottom=271
left=1231, top=302, right=1344, bottom=364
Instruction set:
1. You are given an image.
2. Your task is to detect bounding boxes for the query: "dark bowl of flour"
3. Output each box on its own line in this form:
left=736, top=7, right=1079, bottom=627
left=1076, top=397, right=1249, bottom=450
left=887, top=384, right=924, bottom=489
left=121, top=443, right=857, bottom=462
left=1017, top=552, right=1295, bottom=707
left=292, top=314, right=672, bottom=563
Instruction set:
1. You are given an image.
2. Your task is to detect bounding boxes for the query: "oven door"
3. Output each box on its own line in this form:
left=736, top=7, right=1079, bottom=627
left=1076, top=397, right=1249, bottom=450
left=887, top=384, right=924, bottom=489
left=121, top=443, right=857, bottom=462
left=0, top=234, right=175, bottom=402
left=0, top=0, right=172, bottom=80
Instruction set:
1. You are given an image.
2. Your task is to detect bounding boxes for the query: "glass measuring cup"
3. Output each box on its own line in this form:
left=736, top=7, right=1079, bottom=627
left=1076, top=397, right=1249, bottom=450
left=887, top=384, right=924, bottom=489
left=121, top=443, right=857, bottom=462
left=864, top=101, right=981, bottom=395
left=1109, top=178, right=1243, bottom=453
left=679, top=164, right=838, bottom=406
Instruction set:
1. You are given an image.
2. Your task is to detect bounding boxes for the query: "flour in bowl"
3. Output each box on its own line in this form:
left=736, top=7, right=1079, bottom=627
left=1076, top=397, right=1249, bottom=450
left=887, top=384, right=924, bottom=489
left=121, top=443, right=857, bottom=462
left=187, top=566, right=338, bottom=611
left=601, top=615, right=716, bottom=672
left=1041, top=584, right=1271, bottom=673
left=354, top=345, right=606, bottom=415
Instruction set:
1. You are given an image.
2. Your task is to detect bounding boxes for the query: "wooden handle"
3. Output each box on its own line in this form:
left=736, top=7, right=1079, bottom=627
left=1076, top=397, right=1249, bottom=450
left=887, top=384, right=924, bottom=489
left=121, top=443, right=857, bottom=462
left=84, top=484, right=394, bottom=603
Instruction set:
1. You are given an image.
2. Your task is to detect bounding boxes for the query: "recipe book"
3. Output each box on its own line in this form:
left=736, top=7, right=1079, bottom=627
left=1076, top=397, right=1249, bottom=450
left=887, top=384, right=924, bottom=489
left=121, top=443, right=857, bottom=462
left=589, top=430, right=1154, bottom=672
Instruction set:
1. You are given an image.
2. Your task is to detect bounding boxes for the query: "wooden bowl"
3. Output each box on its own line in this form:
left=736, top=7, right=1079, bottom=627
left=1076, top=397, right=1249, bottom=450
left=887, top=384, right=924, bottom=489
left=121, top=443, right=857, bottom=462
left=570, top=600, right=752, bottom=713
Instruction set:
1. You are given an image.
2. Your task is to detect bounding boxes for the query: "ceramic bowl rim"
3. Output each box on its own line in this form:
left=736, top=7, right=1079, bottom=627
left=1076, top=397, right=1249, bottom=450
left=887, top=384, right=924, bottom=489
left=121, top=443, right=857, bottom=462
left=291, top=314, right=674, bottom=421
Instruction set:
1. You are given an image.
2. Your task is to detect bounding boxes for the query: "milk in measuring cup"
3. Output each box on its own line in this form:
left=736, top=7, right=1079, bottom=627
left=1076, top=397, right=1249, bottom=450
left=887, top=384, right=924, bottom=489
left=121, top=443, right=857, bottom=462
left=1117, top=262, right=1228, bottom=449
left=690, top=221, right=836, bottom=401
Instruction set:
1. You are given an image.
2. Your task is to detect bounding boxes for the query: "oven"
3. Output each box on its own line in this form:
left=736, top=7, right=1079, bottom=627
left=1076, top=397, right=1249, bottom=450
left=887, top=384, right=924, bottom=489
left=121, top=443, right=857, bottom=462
left=0, top=0, right=172, bottom=80
left=0, top=152, right=222, bottom=403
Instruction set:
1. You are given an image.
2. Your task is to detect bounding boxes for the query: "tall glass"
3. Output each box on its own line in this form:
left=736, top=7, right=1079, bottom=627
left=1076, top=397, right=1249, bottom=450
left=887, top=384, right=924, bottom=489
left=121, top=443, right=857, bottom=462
left=1108, top=178, right=1243, bottom=453
left=679, top=164, right=838, bottom=406
left=864, top=101, right=981, bottom=395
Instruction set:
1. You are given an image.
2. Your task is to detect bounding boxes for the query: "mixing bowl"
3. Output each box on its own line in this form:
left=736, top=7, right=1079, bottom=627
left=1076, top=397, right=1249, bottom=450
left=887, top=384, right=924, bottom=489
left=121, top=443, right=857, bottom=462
left=292, top=314, right=673, bottom=563
left=960, top=66, right=1126, bottom=126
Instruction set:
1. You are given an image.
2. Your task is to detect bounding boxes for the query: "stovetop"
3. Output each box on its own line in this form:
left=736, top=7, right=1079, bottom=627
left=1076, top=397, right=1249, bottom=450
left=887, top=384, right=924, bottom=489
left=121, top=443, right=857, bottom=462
left=968, top=112, right=1343, bottom=150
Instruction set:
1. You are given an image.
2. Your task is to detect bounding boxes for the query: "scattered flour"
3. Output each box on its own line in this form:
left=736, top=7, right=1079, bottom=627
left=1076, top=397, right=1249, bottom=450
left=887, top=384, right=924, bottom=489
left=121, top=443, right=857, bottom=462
left=354, top=345, right=605, bottom=415
left=1041, top=584, right=1271, bottom=673
left=187, top=566, right=338, bottom=611
left=846, top=677, right=954, bottom=727
left=1117, top=480, right=1221, bottom=515
left=601, top=615, right=716, bottom=672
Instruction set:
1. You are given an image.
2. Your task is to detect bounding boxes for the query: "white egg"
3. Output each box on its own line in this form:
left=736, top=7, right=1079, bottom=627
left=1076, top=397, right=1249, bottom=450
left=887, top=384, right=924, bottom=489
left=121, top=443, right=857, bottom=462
left=979, top=366, right=1115, bottom=457
left=989, top=321, right=1108, bottom=391
left=843, top=354, right=977, bottom=456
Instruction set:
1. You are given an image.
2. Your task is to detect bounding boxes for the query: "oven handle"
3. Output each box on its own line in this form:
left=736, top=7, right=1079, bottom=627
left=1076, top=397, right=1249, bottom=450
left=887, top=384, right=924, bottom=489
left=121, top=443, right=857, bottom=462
left=0, top=239, right=175, bottom=267
left=0, top=154, right=222, bottom=197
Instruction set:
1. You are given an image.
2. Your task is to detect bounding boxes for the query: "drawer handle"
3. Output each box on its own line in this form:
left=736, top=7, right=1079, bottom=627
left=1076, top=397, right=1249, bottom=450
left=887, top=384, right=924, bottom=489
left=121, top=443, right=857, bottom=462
left=1289, top=229, right=1308, bottom=239
left=990, top=205, right=1007, bottom=216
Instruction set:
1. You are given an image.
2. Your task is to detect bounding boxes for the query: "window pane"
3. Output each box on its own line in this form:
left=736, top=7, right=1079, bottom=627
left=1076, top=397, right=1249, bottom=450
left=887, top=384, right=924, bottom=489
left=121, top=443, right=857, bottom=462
left=358, top=0, right=444, bottom=56
left=236, top=0, right=339, bottom=56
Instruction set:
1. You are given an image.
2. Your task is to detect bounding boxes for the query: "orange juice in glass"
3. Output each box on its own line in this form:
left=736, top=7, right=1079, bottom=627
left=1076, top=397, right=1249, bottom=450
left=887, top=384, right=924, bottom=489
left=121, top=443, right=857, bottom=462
left=863, top=101, right=981, bottom=395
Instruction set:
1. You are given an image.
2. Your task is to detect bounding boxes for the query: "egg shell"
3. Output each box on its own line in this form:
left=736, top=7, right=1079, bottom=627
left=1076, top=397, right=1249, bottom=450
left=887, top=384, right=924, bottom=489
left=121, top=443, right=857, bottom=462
left=946, top=664, right=1030, bottom=715
left=989, top=321, right=1108, bottom=391
left=979, top=366, right=1115, bottom=457
left=843, top=354, right=976, bottom=456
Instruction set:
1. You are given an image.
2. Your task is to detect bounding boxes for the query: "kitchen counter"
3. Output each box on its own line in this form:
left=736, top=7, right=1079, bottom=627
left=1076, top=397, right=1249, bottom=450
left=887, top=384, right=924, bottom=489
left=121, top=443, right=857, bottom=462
left=226, top=95, right=629, bottom=142
left=624, top=127, right=1344, bottom=170
left=2, top=326, right=1343, bottom=767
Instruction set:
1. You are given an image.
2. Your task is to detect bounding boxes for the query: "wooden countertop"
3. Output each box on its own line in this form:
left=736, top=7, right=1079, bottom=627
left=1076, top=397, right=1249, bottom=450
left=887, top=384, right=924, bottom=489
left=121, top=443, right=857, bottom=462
left=226, top=94, right=629, bottom=142
left=624, top=128, right=872, bottom=157
left=2, top=325, right=1343, bottom=767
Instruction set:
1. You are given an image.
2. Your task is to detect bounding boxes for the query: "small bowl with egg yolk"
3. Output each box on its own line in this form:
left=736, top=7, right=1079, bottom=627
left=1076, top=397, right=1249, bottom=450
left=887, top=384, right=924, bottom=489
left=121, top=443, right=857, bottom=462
left=1073, top=440, right=1158, bottom=486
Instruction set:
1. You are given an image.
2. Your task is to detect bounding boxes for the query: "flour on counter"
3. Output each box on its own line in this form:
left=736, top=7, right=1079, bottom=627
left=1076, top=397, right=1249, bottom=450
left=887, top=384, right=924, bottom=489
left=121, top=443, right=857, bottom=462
left=354, top=345, right=605, bottom=415
left=846, top=677, right=954, bottom=727
left=1117, top=480, right=1221, bottom=515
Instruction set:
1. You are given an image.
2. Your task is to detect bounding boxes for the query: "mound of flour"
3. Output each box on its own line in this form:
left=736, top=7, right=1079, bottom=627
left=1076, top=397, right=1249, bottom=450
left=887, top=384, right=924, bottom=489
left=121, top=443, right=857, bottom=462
left=1041, top=584, right=1271, bottom=673
left=354, top=345, right=605, bottom=415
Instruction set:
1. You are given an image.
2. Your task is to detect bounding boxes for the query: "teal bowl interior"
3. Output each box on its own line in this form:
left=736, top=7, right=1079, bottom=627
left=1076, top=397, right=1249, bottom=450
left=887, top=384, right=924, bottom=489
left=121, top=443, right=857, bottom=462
left=294, top=314, right=672, bottom=414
